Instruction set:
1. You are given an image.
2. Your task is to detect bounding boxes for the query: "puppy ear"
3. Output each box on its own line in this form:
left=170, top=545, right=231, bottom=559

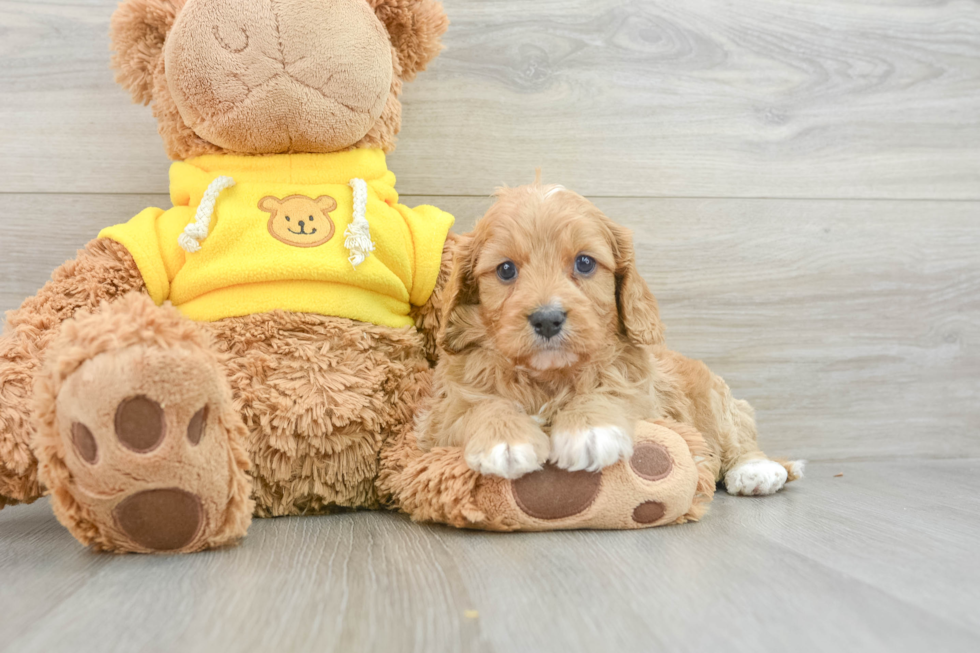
left=258, top=196, right=281, bottom=214
left=110, top=0, right=185, bottom=105
left=437, top=232, right=483, bottom=353
left=369, top=0, right=449, bottom=81
left=609, top=222, right=665, bottom=346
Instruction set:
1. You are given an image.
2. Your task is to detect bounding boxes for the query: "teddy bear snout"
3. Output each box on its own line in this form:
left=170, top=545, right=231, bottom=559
left=164, top=0, right=394, bottom=154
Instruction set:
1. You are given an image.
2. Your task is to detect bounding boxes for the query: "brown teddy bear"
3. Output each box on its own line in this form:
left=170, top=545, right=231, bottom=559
left=0, top=0, right=713, bottom=553
left=0, top=0, right=456, bottom=553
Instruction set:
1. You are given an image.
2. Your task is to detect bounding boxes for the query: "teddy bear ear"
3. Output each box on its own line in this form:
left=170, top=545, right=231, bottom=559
left=110, top=0, right=186, bottom=105
left=258, top=196, right=281, bottom=213
left=369, top=0, right=450, bottom=81
left=315, top=196, right=338, bottom=213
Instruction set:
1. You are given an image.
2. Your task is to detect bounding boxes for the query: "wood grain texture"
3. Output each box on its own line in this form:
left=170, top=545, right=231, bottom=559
left=2, top=1, right=979, bottom=649
left=1, top=0, right=979, bottom=197
left=3, top=194, right=977, bottom=462
left=1, top=461, right=979, bottom=653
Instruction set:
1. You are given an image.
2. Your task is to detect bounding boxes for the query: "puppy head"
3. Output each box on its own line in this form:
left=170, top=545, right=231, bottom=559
left=439, top=183, right=663, bottom=371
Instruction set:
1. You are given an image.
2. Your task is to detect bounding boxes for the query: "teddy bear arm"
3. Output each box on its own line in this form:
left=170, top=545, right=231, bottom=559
left=410, top=231, right=458, bottom=363
left=0, top=238, right=146, bottom=507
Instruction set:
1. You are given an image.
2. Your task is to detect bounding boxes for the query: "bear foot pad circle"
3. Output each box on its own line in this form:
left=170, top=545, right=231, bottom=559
left=115, top=396, right=166, bottom=453
left=113, top=488, right=203, bottom=551
left=630, top=441, right=673, bottom=481
left=632, top=500, right=666, bottom=524
left=71, top=422, right=98, bottom=464
left=511, top=464, right=601, bottom=520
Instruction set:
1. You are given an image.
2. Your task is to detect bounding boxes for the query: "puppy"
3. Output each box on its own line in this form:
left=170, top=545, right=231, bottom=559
left=419, top=182, right=803, bottom=496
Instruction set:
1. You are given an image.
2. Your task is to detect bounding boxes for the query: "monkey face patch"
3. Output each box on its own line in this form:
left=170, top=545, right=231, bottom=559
left=259, top=195, right=337, bottom=248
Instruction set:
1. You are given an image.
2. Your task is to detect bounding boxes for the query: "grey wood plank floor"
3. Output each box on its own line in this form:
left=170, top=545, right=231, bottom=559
left=2, top=462, right=979, bottom=653
left=2, top=0, right=979, bottom=651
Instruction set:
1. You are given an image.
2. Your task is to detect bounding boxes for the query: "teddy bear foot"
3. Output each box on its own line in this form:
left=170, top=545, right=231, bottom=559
left=382, top=418, right=716, bottom=531
left=33, top=293, right=253, bottom=553
left=486, top=420, right=715, bottom=530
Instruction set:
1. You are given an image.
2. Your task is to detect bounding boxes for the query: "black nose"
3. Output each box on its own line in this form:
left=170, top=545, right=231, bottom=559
left=529, top=308, right=566, bottom=339
left=298, top=220, right=305, bottom=228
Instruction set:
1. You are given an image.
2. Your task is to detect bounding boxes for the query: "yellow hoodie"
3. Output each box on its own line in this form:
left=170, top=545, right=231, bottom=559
left=99, top=149, right=454, bottom=328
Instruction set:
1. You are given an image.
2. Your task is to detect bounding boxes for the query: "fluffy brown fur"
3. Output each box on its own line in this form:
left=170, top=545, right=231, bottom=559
left=0, top=240, right=145, bottom=507
left=208, top=311, right=433, bottom=517
left=0, top=234, right=438, bottom=528
left=422, top=183, right=802, bottom=494
left=33, top=292, right=253, bottom=552
left=110, top=0, right=448, bottom=159
left=1, top=0, right=453, bottom=550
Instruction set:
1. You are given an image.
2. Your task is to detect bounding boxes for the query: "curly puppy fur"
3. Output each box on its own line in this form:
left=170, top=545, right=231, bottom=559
left=421, top=183, right=802, bottom=493
left=110, top=0, right=448, bottom=159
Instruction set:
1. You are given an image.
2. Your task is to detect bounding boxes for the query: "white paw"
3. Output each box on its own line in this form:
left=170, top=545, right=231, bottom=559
left=724, top=460, right=789, bottom=496
left=465, top=443, right=542, bottom=479
left=548, top=426, right=633, bottom=472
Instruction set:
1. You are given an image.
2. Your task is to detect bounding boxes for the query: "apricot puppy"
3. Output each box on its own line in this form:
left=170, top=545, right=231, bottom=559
left=420, top=182, right=803, bottom=496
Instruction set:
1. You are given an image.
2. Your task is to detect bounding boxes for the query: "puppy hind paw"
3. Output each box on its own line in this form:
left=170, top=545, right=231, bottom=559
left=724, top=459, right=789, bottom=496
left=549, top=426, right=633, bottom=473
left=465, top=442, right=543, bottom=480
left=784, top=459, right=806, bottom=481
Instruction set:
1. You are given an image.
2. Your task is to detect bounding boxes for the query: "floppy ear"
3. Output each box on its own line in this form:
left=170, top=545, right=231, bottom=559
left=436, top=233, right=483, bottom=354
left=369, top=0, right=449, bottom=81
left=110, top=0, right=185, bottom=105
left=608, top=222, right=665, bottom=346
left=258, top=196, right=281, bottom=214
left=315, top=196, right=338, bottom=213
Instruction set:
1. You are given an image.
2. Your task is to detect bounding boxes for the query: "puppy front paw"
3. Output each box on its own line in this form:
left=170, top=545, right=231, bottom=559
left=548, top=426, right=633, bottom=472
left=724, top=460, right=789, bottom=496
left=465, top=442, right=544, bottom=479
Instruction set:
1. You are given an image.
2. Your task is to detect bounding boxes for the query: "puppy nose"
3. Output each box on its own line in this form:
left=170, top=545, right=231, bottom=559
left=298, top=220, right=306, bottom=228
left=529, top=308, right=566, bottom=339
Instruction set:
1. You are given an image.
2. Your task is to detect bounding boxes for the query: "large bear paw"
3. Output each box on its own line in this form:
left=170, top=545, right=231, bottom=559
left=484, top=420, right=712, bottom=530
left=32, top=293, right=253, bottom=553
left=381, top=418, right=716, bottom=531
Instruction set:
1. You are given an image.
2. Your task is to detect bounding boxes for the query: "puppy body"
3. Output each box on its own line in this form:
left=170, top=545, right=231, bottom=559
left=420, top=184, right=802, bottom=494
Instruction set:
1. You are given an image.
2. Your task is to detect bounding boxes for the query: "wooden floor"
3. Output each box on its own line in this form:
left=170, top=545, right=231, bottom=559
left=1, top=1, right=979, bottom=651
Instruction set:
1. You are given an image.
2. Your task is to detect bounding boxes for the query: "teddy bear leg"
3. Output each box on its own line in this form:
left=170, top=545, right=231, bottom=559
left=210, top=313, right=433, bottom=517
left=383, top=418, right=717, bottom=531
left=1, top=239, right=147, bottom=509
left=32, top=292, right=254, bottom=553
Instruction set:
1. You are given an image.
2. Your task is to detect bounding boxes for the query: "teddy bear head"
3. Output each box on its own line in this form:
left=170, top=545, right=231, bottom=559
left=111, top=0, right=449, bottom=160
left=259, top=194, right=338, bottom=247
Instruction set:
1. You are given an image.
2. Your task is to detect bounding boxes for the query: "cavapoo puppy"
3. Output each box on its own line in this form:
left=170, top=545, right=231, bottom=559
left=418, top=181, right=803, bottom=496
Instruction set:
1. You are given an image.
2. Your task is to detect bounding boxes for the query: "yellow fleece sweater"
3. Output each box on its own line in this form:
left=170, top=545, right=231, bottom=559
left=99, top=150, right=454, bottom=328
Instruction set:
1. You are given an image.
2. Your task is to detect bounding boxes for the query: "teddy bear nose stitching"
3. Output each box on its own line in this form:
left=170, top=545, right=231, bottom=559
left=529, top=308, right=567, bottom=339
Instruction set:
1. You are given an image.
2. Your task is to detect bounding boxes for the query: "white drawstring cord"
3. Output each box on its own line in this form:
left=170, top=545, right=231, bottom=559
left=178, top=175, right=374, bottom=266
left=178, top=176, right=236, bottom=253
left=345, top=178, right=375, bottom=268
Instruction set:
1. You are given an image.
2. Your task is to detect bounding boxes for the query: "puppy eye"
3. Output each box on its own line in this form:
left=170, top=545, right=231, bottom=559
left=309, top=215, right=314, bottom=221
left=496, top=261, right=518, bottom=283
left=575, top=254, right=597, bottom=275
left=285, top=216, right=291, bottom=222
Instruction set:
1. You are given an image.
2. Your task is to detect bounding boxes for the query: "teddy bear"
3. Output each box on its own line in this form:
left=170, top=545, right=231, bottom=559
left=0, top=0, right=713, bottom=553
left=0, top=0, right=456, bottom=553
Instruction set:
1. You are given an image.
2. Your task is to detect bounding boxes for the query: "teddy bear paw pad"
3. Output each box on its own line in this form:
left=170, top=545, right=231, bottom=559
left=511, top=464, right=602, bottom=520
left=629, top=441, right=673, bottom=481
left=113, top=488, right=203, bottom=551
left=52, top=345, right=243, bottom=552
